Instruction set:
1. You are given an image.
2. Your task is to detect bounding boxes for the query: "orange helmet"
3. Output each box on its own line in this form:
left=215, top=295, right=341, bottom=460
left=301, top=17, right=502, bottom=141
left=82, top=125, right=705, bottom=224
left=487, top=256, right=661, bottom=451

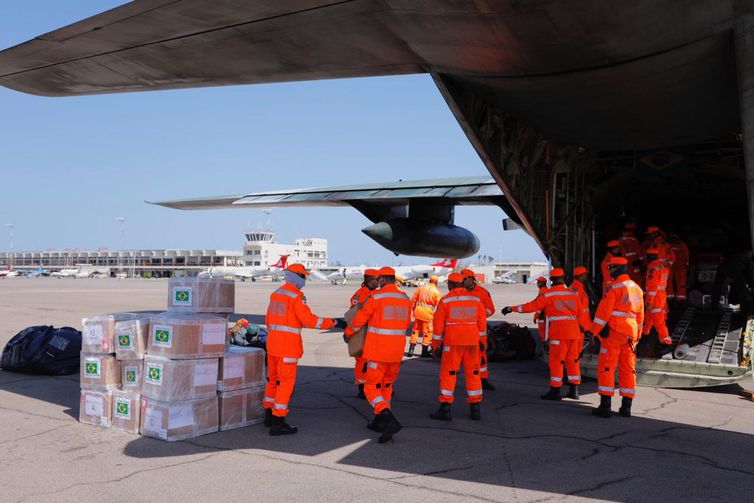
left=608, top=257, right=628, bottom=266
left=624, top=223, right=637, bottom=230
left=448, top=272, right=463, bottom=283
left=573, top=266, right=588, bottom=276
left=461, top=268, right=475, bottom=278
left=646, top=248, right=659, bottom=255
left=237, top=318, right=249, bottom=327
left=536, top=276, right=548, bottom=283
left=378, top=266, right=396, bottom=276
left=364, top=268, right=379, bottom=277
left=549, top=268, right=565, bottom=277
left=286, top=263, right=310, bottom=276
left=646, top=226, right=660, bottom=234
left=429, top=275, right=439, bottom=283
left=607, top=240, right=621, bottom=248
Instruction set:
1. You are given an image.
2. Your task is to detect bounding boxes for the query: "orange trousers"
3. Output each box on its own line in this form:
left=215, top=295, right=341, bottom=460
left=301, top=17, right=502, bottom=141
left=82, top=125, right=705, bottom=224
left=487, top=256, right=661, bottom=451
left=354, top=356, right=367, bottom=385
left=263, top=355, right=298, bottom=417
left=548, top=338, right=581, bottom=387
left=596, top=334, right=637, bottom=399
left=668, top=265, right=687, bottom=300
left=439, top=345, right=482, bottom=404
left=410, top=319, right=433, bottom=346
left=365, top=361, right=401, bottom=414
left=643, top=307, right=670, bottom=343
left=537, top=320, right=546, bottom=342
left=479, top=336, right=490, bottom=379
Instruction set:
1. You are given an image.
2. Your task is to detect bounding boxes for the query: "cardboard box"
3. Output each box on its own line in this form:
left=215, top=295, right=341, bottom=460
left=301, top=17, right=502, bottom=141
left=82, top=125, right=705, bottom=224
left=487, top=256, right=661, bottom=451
left=80, top=354, right=121, bottom=390
left=167, top=277, right=235, bottom=314
left=82, top=312, right=145, bottom=354
left=114, top=317, right=149, bottom=360
left=217, top=346, right=265, bottom=391
left=147, top=313, right=227, bottom=359
left=141, top=356, right=218, bottom=401
left=218, top=386, right=265, bottom=431
left=140, top=396, right=219, bottom=441
left=79, top=389, right=112, bottom=427
left=112, top=391, right=141, bottom=434
left=121, top=359, right=144, bottom=391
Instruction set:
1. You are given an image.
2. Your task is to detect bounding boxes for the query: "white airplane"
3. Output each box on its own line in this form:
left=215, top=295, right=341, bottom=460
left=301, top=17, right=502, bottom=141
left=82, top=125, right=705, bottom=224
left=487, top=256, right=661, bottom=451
left=199, top=254, right=289, bottom=281
left=0, top=265, right=17, bottom=278
left=492, top=271, right=517, bottom=284
left=394, top=258, right=458, bottom=283
left=50, top=267, right=88, bottom=278
left=312, top=266, right=370, bottom=285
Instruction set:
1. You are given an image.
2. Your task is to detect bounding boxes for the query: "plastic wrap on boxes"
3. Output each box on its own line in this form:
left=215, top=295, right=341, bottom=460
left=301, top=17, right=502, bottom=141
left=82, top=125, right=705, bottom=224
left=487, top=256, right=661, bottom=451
left=217, top=346, right=265, bottom=391
left=80, top=354, right=121, bottom=390
left=112, top=391, right=141, bottom=434
left=121, top=359, right=144, bottom=391
left=82, top=312, right=144, bottom=354
left=140, top=396, right=219, bottom=441
left=167, top=277, right=235, bottom=314
left=79, top=389, right=112, bottom=427
left=115, top=317, right=149, bottom=360
left=147, top=313, right=227, bottom=359
left=141, top=356, right=218, bottom=401
left=218, top=386, right=265, bottom=431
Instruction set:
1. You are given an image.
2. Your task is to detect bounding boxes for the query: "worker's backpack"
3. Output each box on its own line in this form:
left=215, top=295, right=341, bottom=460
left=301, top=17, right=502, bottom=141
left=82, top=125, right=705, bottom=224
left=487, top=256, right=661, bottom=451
left=1, top=325, right=82, bottom=375
left=488, top=322, right=537, bottom=362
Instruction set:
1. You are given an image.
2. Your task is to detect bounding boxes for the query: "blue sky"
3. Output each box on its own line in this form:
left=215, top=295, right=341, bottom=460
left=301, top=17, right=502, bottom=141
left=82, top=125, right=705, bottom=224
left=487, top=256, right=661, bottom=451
left=0, top=1, right=544, bottom=265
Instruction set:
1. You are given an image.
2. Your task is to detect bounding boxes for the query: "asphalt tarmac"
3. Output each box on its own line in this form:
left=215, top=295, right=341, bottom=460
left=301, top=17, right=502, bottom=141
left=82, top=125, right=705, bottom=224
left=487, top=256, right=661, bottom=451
left=0, top=278, right=753, bottom=502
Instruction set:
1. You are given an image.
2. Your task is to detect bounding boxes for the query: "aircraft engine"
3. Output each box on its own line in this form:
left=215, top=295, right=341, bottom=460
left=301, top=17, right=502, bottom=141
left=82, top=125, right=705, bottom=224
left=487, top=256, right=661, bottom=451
left=361, top=218, right=480, bottom=258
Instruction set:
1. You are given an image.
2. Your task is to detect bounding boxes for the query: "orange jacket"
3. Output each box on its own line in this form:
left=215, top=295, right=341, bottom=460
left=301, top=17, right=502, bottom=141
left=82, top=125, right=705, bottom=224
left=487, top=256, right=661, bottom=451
left=620, top=232, right=644, bottom=265
left=533, top=286, right=547, bottom=324
left=266, top=282, right=335, bottom=358
left=590, top=274, right=644, bottom=339
left=350, top=285, right=373, bottom=308
left=512, top=284, right=590, bottom=339
left=468, top=284, right=495, bottom=318
left=411, top=284, right=441, bottom=322
left=669, top=238, right=689, bottom=268
left=570, top=279, right=591, bottom=317
left=432, top=287, right=487, bottom=347
left=346, top=283, right=412, bottom=363
left=645, top=259, right=670, bottom=297
left=642, top=236, right=676, bottom=265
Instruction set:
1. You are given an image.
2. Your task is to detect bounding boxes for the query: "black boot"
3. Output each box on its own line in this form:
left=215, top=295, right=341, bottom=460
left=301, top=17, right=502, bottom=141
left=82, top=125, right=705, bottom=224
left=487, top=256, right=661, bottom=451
left=357, top=383, right=366, bottom=399
left=406, top=343, right=416, bottom=357
left=367, top=413, right=385, bottom=432
left=567, top=384, right=580, bottom=400
left=264, top=408, right=273, bottom=427
left=591, top=395, right=612, bottom=418
left=420, top=345, right=432, bottom=358
left=618, top=396, right=632, bottom=417
left=377, top=409, right=402, bottom=443
left=469, top=402, right=481, bottom=421
left=269, top=415, right=298, bottom=436
left=540, top=386, right=561, bottom=401
left=481, top=378, right=496, bottom=391
left=430, top=402, right=452, bottom=421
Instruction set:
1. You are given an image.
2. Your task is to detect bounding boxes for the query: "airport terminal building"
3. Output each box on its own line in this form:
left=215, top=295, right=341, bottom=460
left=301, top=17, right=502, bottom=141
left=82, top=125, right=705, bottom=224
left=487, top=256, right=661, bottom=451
left=243, top=230, right=327, bottom=270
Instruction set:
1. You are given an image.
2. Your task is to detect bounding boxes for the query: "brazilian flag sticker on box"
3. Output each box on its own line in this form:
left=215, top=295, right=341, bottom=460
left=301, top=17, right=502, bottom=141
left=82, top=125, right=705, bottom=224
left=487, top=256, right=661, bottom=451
left=124, top=366, right=139, bottom=385
left=84, top=358, right=101, bottom=379
left=151, top=325, right=173, bottom=348
left=117, top=332, right=132, bottom=349
left=146, top=363, right=163, bottom=386
left=172, top=286, right=193, bottom=306
left=114, top=397, right=131, bottom=420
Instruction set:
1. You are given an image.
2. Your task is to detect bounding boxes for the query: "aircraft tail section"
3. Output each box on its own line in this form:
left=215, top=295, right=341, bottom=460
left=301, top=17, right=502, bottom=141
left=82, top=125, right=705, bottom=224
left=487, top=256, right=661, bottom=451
left=432, top=258, right=458, bottom=269
left=270, top=254, right=290, bottom=268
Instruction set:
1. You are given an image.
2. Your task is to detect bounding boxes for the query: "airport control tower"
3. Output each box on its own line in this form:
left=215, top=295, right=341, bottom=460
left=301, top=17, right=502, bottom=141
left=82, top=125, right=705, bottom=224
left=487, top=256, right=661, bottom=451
left=242, top=230, right=327, bottom=270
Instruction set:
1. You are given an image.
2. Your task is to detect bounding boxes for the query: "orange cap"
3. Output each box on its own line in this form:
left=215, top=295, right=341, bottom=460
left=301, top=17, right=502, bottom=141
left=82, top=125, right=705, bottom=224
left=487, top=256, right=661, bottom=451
left=448, top=272, right=463, bottom=283
left=646, top=248, right=659, bottom=255
left=378, top=266, right=396, bottom=276
left=573, top=266, right=588, bottom=276
left=624, top=223, right=637, bottom=230
left=536, top=276, right=548, bottom=283
left=607, top=240, right=621, bottom=248
left=430, top=275, right=439, bottom=283
left=237, top=318, right=249, bottom=327
left=461, top=268, right=475, bottom=278
left=364, top=268, right=379, bottom=277
left=608, top=257, right=628, bottom=266
left=286, top=263, right=310, bottom=276
left=549, top=268, right=565, bottom=277
left=646, top=226, right=660, bottom=234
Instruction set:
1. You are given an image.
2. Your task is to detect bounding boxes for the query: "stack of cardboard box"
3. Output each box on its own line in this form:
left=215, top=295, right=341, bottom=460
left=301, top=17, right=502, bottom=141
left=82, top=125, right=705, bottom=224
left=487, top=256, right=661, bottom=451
left=217, top=346, right=266, bottom=430
left=112, top=316, right=150, bottom=433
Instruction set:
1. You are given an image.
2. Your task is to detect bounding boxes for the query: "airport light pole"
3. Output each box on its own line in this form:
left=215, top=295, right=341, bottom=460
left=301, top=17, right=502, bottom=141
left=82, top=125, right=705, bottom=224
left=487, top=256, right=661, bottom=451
left=115, top=217, right=125, bottom=274
left=5, top=224, right=14, bottom=267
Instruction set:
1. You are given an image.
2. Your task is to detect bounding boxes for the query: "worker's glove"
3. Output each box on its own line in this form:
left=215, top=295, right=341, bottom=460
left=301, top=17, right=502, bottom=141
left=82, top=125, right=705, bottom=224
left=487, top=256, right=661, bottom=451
left=501, top=306, right=513, bottom=315
left=583, top=330, right=595, bottom=345
left=333, top=318, right=348, bottom=330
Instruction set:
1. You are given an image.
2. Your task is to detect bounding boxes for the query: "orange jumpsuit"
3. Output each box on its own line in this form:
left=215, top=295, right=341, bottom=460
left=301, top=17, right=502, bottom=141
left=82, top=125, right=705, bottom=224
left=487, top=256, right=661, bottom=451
left=350, top=285, right=374, bottom=385
left=468, top=284, right=495, bottom=379
left=513, top=284, right=590, bottom=387
left=345, top=284, right=412, bottom=414
left=432, top=288, right=487, bottom=403
left=620, top=232, right=644, bottom=287
left=410, top=283, right=441, bottom=346
left=668, top=238, right=690, bottom=300
left=643, top=259, right=671, bottom=344
left=570, top=279, right=591, bottom=348
left=534, top=286, right=547, bottom=342
left=642, top=236, right=676, bottom=267
left=590, top=275, right=644, bottom=399
left=264, top=282, right=335, bottom=417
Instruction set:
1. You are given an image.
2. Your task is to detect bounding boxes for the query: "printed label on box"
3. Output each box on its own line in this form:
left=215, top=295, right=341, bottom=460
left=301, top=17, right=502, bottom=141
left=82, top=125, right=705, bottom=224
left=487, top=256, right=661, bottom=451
left=114, top=397, right=131, bottom=420
left=117, top=331, right=133, bottom=349
left=143, top=407, right=163, bottom=433
left=84, top=358, right=101, bottom=379
left=193, top=362, right=217, bottom=387
left=124, top=366, right=139, bottom=385
left=168, top=403, right=194, bottom=429
left=146, top=363, right=164, bottom=386
left=151, top=325, right=173, bottom=348
left=202, top=322, right=226, bottom=345
left=223, top=358, right=244, bottom=380
left=83, top=323, right=103, bottom=345
left=84, top=395, right=104, bottom=417
left=172, top=286, right=193, bottom=306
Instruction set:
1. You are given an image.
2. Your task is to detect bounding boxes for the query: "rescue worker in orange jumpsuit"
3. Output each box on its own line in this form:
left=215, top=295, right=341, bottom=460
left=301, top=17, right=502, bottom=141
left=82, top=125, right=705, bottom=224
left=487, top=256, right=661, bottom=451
left=408, top=275, right=442, bottom=358
left=667, top=232, right=690, bottom=302
left=430, top=272, right=487, bottom=421
left=345, top=266, right=412, bottom=443
left=570, top=265, right=593, bottom=356
left=461, top=268, right=496, bottom=390
left=601, top=240, right=623, bottom=289
left=263, top=263, right=342, bottom=435
left=643, top=249, right=672, bottom=345
left=642, top=226, right=675, bottom=266
left=586, top=257, right=644, bottom=418
left=534, top=276, right=549, bottom=342
left=620, top=224, right=645, bottom=287
left=503, top=268, right=590, bottom=400
left=349, top=268, right=380, bottom=398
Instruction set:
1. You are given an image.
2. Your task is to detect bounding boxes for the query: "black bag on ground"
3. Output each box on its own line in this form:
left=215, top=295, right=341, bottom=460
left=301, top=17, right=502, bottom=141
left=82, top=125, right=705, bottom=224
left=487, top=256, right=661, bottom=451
left=1, top=325, right=82, bottom=375
left=488, top=322, right=537, bottom=362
